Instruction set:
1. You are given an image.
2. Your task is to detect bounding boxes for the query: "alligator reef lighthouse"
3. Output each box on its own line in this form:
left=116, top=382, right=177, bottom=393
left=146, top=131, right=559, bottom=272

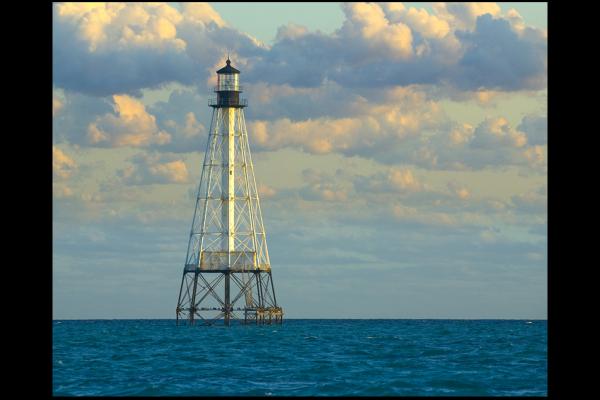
left=176, top=59, right=283, bottom=326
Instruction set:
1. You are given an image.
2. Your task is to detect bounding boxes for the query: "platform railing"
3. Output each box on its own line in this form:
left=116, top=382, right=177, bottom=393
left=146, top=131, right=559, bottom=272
left=208, top=97, right=248, bottom=107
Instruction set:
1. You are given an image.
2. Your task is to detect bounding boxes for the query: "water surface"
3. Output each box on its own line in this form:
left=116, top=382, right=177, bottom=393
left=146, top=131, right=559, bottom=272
left=53, top=319, right=547, bottom=396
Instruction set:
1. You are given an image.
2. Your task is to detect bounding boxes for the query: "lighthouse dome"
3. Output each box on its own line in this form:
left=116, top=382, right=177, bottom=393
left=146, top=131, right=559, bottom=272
left=216, top=59, right=240, bottom=74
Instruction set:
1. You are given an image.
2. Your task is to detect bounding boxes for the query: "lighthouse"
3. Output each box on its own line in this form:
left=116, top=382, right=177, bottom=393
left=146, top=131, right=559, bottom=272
left=176, top=59, right=283, bottom=326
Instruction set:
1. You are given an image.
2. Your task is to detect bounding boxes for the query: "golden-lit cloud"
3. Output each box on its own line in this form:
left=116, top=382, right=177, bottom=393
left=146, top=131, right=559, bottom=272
left=341, top=2, right=413, bottom=59
left=53, top=97, right=64, bottom=116
left=55, top=2, right=188, bottom=51
left=118, top=153, right=189, bottom=185
left=181, top=2, right=225, bottom=27
left=388, top=168, right=422, bottom=192
left=381, top=3, right=450, bottom=39
left=247, top=91, right=443, bottom=157
left=447, top=181, right=471, bottom=200
left=471, top=117, right=527, bottom=149
left=53, top=146, right=77, bottom=179
left=87, top=95, right=171, bottom=147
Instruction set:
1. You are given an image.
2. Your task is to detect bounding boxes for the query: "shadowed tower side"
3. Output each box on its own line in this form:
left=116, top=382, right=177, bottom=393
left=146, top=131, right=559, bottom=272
left=176, top=59, right=283, bottom=326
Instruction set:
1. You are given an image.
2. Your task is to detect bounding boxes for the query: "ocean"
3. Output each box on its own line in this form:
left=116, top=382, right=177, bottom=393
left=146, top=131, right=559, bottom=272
left=53, top=319, right=547, bottom=396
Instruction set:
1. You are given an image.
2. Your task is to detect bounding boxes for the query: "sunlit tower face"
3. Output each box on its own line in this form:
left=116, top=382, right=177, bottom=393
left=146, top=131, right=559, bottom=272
left=175, top=58, right=282, bottom=326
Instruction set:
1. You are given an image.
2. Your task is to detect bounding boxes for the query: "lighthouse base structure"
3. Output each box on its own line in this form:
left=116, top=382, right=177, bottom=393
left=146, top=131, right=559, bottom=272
left=176, top=269, right=282, bottom=326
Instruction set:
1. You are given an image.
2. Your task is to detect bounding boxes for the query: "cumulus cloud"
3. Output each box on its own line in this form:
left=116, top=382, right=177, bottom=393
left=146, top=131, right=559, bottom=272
left=87, top=95, right=171, bottom=147
left=53, top=146, right=77, bottom=179
left=118, top=153, right=190, bottom=185
left=338, top=2, right=413, bottom=60
left=432, top=2, right=502, bottom=31
left=518, top=115, right=547, bottom=146
left=54, top=185, right=75, bottom=198
left=147, top=88, right=211, bottom=153
left=454, top=14, right=547, bottom=91
left=246, top=86, right=444, bottom=158
left=400, top=114, right=547, bottom=171
left=53, top=97, right=64, bottom=116
left=381, top=3, right=451, bottom=39
left=53, top=2, right=265, bottom=96
left=470, top=117, right=527, bottom=149
left=53, top=2, right=546, bottom=97
left=299, top=168, right=351, bottom=202
left=159, top=112, right=206, bottom=152
left=245, top=3, right=545, bottom=92
left=447, top=181, right=471, bottom=200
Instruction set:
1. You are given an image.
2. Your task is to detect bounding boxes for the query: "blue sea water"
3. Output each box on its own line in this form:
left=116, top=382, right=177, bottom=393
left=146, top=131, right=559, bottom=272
left=53, top=319, right=547, bottom=396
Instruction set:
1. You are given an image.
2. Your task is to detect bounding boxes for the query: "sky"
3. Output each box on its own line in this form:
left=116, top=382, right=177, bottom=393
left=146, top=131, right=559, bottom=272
left=52, top=2, right=548, bottom=319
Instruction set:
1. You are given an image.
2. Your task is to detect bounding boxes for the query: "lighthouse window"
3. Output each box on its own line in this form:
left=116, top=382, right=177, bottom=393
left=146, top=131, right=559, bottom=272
left=218, top=74, right=239, bottom=91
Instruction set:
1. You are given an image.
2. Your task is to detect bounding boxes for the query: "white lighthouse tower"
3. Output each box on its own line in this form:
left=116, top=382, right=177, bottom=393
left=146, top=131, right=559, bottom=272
left=176, top=59, right=283, bottom=326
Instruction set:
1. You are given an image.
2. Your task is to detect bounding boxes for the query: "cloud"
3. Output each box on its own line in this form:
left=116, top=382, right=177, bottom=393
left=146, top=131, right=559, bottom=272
left=299, top=168, right=350, bottom=202
left=146, top=88, right=211, bottom=153
left=258, top=183, right=277, bottom=199
left=87, top=95, right=171, bottom=147
left=511, top=186, right=547, bottom=214
left=392, top=202, right=457, bottom=227
left=518, top=115, right=547, bottom=146
left=54, top=185, right=75, bottom=198
left=454, top=14, right=547, bottom=91
left=447, top=181, right=471, bottom=200
left=159, top=112, right=206, bottom=152
left=246, top=86, right=444, bottom=158
left=405, top=115, right=545, bottom=171
left=53, top=146, right=77, bottom=179
left=338, top=2, right=413, bottom=60
left=244, top=3, right=545, bottom=92
left=381, top=3, right=451, bottom=39
left=53, top=2, right=265, bottom=96
left=53, top=2, right=546, bottom=97
left=118, top=152, right=190, bottom=185
left=53, top=97, right=64, bottom=116
left=432, top=2, right=501, bottom=31
left=181, top=2, right=225, bottom=27
left=470, top=117, right=527, bottom=149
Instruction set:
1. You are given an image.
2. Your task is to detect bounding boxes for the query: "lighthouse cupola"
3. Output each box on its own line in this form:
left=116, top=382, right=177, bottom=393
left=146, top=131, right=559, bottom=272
left=212, top=59, right=246, bottom=108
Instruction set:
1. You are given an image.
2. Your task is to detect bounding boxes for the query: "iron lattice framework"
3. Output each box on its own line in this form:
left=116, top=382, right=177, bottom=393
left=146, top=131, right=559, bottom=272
left=176, top=61, right=282, bottom=326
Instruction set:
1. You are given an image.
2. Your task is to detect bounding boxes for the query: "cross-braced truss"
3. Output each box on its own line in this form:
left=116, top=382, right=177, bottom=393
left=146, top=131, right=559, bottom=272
left=176, top=107, right=282, bottom=326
